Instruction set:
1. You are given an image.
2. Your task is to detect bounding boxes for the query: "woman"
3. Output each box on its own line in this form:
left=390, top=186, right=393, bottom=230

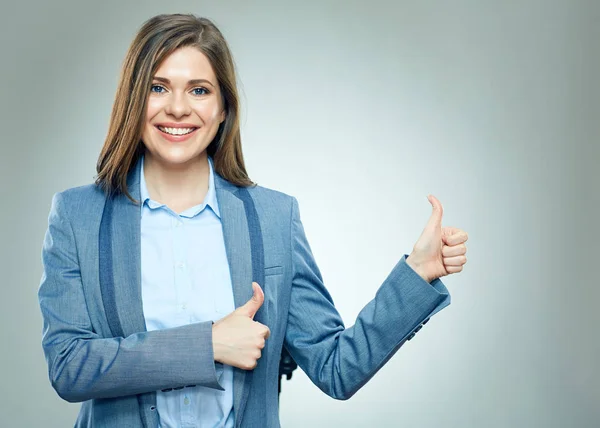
left=38, top=13, right=468, bottom=428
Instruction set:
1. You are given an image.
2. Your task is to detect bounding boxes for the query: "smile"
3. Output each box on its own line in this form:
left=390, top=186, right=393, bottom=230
left=156, top=125, right=197, bottom=135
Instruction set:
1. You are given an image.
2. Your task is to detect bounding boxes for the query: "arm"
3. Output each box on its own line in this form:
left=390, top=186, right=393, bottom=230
left=38, top=192, right=223, bottom=403
left=284, top=197, right=450, bottom=400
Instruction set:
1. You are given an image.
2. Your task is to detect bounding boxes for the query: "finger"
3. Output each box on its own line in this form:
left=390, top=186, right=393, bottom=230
left=237, top=282, right=264, bottom=319
left=442, top=227, right=459, bottom=244
left=446, top=265, right=463, bottom=274
left=424, top=195, right=444, bottom=232
left=253, top=321, right=270, bottom=340
left=442, top=244, right=467, bottom=257
left=444, top=231, right=469, bottom=246
left=443, top=255, right=467, bottom=266
left=442, top=226, right=462, bottom=236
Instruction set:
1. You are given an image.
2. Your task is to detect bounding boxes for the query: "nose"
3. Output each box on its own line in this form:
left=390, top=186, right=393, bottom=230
left=164, top=92, right=191, bottom=118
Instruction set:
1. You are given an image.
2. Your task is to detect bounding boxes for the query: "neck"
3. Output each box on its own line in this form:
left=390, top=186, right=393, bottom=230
left=143, top=152, right=210, bottom=213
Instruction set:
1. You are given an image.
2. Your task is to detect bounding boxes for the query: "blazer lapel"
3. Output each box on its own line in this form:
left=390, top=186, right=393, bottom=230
left=99, top=157, right=157, bottom=428
left=214, top=177, right=254, bottom=311
left=214, top=174, right=254, bottom=428
left=106, top=159, right=147, bottom=337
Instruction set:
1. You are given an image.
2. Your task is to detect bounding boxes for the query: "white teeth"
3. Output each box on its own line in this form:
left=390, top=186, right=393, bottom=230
left=158, top=126, right=196, bottom=135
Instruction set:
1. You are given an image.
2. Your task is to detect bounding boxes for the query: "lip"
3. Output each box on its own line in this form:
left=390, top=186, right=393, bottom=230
left=156, top=122, right=199, bottom=128
left=154, top=124, right=199, bottom=143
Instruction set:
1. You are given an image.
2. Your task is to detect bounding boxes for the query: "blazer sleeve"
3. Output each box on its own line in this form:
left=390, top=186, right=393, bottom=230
left=284, top=197, right=451, bottom=400
left=38, top=192, right=223, bottom=403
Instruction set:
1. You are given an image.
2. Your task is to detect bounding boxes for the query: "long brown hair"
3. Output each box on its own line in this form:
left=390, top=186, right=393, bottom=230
left=96, top=14, right=253, bottom=200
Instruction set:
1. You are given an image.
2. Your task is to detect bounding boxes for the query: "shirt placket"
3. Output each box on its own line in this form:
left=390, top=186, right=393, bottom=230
left=172, top=217, right=190, bottom=316
left=171, top=216, right=197, bottom=426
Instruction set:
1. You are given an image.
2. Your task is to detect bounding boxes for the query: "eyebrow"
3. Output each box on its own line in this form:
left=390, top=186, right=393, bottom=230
left=153, top=76, right=216, bottom=88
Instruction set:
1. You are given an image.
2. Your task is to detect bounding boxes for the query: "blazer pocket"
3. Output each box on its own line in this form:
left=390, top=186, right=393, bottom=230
left=264, top=266, right=284, bottom=276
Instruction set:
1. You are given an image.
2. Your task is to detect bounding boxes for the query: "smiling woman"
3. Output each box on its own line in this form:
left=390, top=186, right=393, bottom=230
left=95, top=14, right=251, bottom=203
left=38, top=12, right=467, bottom=428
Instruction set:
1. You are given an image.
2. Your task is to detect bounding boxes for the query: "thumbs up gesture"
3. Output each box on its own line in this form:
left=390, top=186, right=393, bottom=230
left=406, top=195, right=469, bottom=283
left=212, top=282, right=271, bottom=370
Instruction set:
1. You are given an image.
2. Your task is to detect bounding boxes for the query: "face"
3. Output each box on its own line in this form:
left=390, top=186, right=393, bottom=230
left=141, top=46, right=225, bottom=169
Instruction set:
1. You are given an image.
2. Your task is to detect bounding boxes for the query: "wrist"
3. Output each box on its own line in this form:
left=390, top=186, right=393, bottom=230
left=211, top=323, right=224, bottom=363
left=406, top=254, right=431, bottom=283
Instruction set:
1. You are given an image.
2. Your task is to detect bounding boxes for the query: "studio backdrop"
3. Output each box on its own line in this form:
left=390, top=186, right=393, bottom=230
left=1, top=1, right=598, bottom=427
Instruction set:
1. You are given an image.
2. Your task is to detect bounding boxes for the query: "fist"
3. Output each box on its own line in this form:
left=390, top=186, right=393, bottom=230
left=212, top=282, right=271, bottom=370
left=406, top=195, right=468, bottom=283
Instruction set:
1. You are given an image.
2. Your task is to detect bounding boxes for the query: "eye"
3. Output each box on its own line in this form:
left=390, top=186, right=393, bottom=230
left=192, top=87, right=209, bottom=96
left=150, top=84, right=166, bottom=94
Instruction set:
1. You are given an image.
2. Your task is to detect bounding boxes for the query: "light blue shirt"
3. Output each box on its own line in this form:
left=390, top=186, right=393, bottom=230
left=140, top=156, right=235, bottom=428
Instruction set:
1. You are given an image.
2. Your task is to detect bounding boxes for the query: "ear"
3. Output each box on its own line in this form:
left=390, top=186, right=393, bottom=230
left=219, top=109, right=226, bottom=123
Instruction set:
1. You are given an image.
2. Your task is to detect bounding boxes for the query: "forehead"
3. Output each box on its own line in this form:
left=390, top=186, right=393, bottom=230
left=154, top=46, right=217, bottom=82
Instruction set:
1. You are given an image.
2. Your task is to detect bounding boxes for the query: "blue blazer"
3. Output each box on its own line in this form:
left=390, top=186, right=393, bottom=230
left=38, top=159, right=451, bottom=427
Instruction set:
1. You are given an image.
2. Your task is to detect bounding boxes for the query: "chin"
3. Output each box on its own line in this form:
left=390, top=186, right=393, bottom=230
left=148, top=146, right=208, bottom=166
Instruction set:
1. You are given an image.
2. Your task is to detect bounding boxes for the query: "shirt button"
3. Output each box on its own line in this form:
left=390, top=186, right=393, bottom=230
left=182, top=304, right=187, bottom=310
left=184, top=397, right=190, bottom=406
left=175, top=221, right=182, bottom=227
left=176, top=262, right=185, bottom=269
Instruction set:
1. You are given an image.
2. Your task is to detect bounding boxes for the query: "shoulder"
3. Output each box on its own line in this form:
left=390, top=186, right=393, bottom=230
left=214, top=169, right=299, bottom=215
left=239, top=185, right=298, bottom=224
left=49, top=183, right=107, bottom=222
left=246, top=183, right=295, bottom=205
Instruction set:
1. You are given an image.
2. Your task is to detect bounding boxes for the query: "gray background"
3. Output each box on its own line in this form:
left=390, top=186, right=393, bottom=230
left=1, top=0, right=598, bottom=427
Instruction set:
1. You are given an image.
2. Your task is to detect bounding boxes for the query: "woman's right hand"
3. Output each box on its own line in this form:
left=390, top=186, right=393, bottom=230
left=212, top=282, right=271, bottom=370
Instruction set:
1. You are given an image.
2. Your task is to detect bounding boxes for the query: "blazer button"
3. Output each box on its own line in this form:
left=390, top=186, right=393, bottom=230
left=422, top=318, right=430, bottom=325
left=407, top=332, right=416, bottom=341
left=414, top=324, right=423, bottom=333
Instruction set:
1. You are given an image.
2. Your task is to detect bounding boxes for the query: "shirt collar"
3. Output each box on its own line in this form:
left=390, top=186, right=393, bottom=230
left=139, top=155, right=221, bottom=218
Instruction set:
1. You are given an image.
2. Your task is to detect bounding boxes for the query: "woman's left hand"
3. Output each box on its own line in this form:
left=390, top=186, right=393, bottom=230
left=406, top=195, right=468, bottom=283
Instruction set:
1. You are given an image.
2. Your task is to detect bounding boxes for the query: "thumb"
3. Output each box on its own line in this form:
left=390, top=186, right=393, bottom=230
left=424, top=194, right=443, bottom=232
left=237, top=282, right=264, bottom=319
